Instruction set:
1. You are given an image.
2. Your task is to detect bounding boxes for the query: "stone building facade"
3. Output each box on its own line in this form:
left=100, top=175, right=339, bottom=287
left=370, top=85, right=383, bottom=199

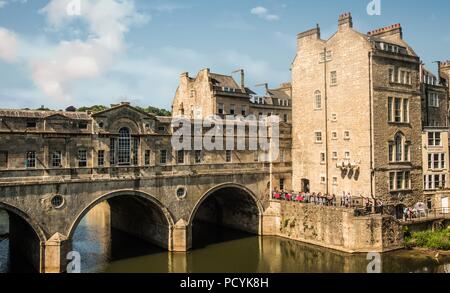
left=171, top=68, right=292, bottom=122
left=0, top=103, right=291, bottom=185
left=420, top=65, right=450, bottom=211
left=291, top=13, right=450, bottom=212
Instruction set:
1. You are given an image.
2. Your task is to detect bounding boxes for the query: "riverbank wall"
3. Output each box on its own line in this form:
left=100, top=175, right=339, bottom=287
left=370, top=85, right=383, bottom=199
left=262, top=200, right=404, bottom=253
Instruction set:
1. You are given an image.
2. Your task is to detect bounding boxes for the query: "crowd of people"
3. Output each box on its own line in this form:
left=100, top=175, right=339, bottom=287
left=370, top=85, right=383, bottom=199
left=402, top=207, right=428, bottom=221
left=272, top=190, right=383, bottom=213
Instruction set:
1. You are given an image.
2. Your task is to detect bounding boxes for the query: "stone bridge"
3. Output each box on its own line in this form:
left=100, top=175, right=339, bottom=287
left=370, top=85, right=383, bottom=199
left=0, top=163, right=287, bottom=273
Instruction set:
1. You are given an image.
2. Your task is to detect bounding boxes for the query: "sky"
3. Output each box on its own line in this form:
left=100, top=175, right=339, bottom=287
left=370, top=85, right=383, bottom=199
left=0, top=0, right=449, bottom=111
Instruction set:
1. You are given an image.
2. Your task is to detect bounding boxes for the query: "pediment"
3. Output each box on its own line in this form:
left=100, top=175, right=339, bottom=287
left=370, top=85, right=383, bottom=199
left=93, top=104, right=158, bottom=134
left=92, top=104, right=157, bottom=121
left=45, top=114, right=71, bottom=121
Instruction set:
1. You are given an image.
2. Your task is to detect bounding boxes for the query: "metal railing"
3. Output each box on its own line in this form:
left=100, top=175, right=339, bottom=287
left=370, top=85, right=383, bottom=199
left=400, top=208, right=449, bottom=222
left=271, top=192, right=385, bottom=216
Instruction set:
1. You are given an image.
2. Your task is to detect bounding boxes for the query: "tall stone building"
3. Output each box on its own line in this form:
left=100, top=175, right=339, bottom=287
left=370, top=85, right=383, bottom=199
left=172, top=68, right=292, bottom=122
left=421, top=64, right=450, bottom=211
left=291, top=12, right=449, bottom=211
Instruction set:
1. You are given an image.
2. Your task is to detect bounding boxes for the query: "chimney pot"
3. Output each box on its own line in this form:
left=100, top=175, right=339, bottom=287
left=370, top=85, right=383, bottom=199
left=338, top=12, right=353, bottom=30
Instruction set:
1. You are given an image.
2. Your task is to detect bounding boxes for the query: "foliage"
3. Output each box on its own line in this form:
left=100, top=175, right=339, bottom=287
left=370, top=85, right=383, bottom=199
left=404, top=228, right=450, bottom=250
left=77, top=105, right=108, bottom=113
left=137, top=106, right=172, bottom=117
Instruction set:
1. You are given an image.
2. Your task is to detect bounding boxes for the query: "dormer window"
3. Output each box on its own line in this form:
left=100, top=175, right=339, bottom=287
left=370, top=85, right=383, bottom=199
left=379, top=42, right=405, bottom=54
left=222, top=87, right=236, bottom=93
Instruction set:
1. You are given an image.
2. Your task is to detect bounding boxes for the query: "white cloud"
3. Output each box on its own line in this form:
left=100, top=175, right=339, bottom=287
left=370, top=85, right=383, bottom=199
left=250, top=6, right=279, bottom=21
left=67, top=46, right=290, bottom=109
left=0, top=28, right=19, bottom=62
left=153, top=3, right=190, bottom=13
left=26, top=0, right=150, bottom=102
left=251, top=6, right=268, bottom=16
left=0, top=1, right=7, bottom=9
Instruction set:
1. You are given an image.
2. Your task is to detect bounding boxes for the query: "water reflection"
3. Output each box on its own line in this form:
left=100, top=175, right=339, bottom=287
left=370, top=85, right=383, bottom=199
left=72, top=204, right=450, bottom=273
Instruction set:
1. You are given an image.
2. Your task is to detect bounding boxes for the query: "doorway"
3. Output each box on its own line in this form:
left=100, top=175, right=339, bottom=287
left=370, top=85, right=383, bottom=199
left=301, top=179, right=310, bottom=193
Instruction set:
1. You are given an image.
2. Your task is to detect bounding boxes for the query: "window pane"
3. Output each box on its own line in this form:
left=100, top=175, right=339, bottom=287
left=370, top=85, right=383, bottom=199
left=395, top=136, right=403, bottom=161
left=389, top=173, right=395, bottom=190
left=397, top=172, right=404, bottom=190
left=388, top=97, right=393, bottom=122
left=98, top=150, right=105, bottom=166
left=405, top=172, right=410, bottom=189
left=403, top=99, right=409, bottom=122
left=160, top=150, right=167, bottom=165
left=394, top=98, right=401, bottom=122
left=434, top=154, right=440, bottom=169
left=118, top=128, right=131, bottom=165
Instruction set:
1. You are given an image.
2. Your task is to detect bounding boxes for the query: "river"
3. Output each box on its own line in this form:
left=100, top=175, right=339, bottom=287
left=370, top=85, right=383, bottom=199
left=0, top=205, right=449, bottom=273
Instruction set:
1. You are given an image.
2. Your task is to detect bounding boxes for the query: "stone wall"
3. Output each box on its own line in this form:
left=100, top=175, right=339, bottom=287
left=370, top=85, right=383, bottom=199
left=0, top=210, right=8, bottom=235
left=270, top=201, right=403, bottom=253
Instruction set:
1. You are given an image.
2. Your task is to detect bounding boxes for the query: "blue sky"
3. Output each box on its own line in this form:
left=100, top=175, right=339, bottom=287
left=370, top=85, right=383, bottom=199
left=0, top=0, right=449, bottom=111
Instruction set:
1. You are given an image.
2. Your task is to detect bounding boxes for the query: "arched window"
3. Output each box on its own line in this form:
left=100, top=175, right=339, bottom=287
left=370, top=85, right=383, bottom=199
left=314, top=90, right=322, bottom=109
left=389, top=133, right=409, bottom=163
left=395, top=134, right=403, bottom=162
left=118, top=128, right=131, bottom=165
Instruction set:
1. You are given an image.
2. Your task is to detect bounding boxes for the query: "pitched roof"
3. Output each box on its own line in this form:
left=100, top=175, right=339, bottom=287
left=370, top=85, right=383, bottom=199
left=91, top=103, right=156, bottom=119
left=268, top=86, right=291, bottom=101
left=156, top=116, right=172, bottom=123
left=0, top=109, right=91, bottom=120
left=209, top=73, right=241, bottom=89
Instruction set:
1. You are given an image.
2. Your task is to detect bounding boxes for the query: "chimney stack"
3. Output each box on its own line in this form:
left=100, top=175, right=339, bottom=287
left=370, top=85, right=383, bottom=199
left=338, top=12, right=353, bottom=31
left=240, top=69, right=245, bottom=92
left=368, top=23, right=403, bottom=39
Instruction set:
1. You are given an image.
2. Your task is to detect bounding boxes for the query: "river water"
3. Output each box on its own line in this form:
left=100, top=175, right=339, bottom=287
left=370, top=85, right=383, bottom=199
left=0, top=205, right=449, bottom=273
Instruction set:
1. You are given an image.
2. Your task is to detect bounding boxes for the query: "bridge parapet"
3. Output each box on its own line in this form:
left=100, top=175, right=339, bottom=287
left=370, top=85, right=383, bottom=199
left=0, top=162, right=292, bottom=185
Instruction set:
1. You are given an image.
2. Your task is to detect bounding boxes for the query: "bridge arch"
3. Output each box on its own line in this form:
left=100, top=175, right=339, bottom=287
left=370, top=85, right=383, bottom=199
left=0, top=202, right=46, bottom=243
left=188, top=183, right=264, bottom=247
left=67, top=190, right=174, bottom=249
left=0, top=202, right=46, bottom=272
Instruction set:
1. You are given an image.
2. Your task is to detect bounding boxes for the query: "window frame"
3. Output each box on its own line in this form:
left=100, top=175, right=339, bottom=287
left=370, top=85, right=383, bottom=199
left=78, top=149, right=87, bottom=168
left=98, top=150, right=105, bottom=167
left=330, top=71, right=337, bottom=85
left=428, top=132, right=442, bottom=147
left=194, top=150, right=203, bottom=164
left=389, top=171, right=412, bottom=192
left=144, top=150, right=151, bottom=166
left=388, top=96, right=409, bottom=124
left=315, top=131, right=323, bottom=144
left=26, top=151, right=36, bottom=169
left=52, top=151, right=62, bottom=168
left=225, top=150, right=232, bottom=163
left=159, top=150, right=168, bottom=165
left=177, top=150, right=185, bottom=165
left=314, top=90, right=322, bottom=110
